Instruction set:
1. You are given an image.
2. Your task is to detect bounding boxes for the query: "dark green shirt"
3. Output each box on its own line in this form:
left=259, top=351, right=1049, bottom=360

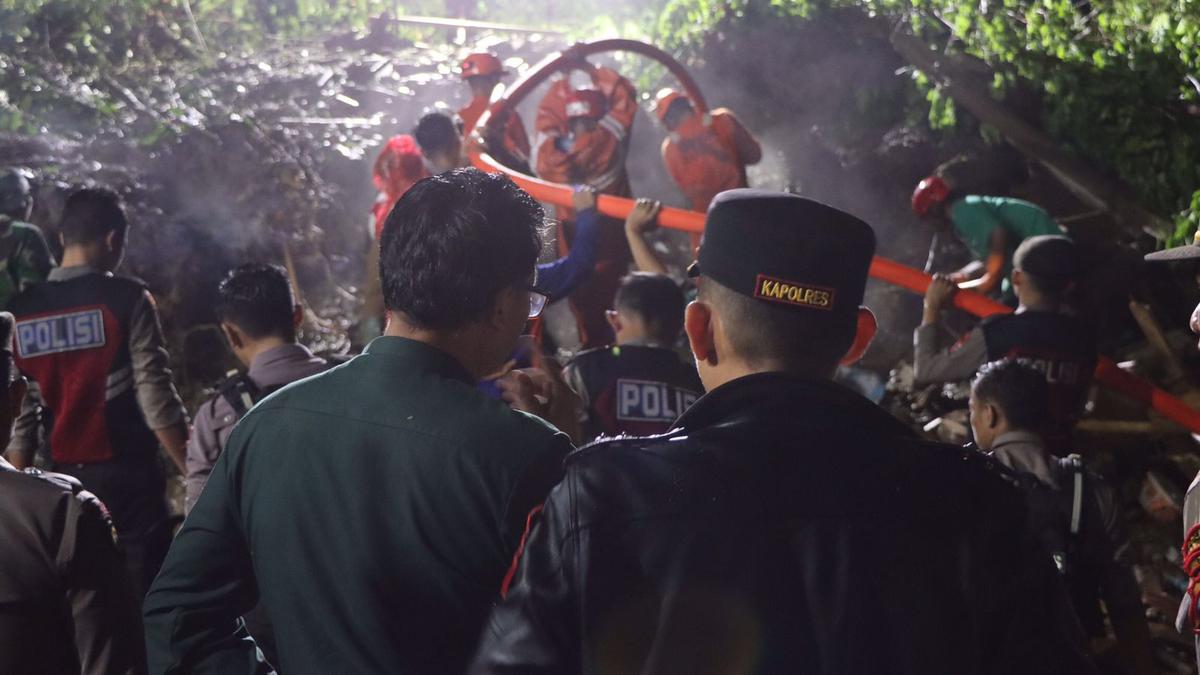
left=0, top=219, right=53, bottom=309
left=144, top=337, right=571, bottom=674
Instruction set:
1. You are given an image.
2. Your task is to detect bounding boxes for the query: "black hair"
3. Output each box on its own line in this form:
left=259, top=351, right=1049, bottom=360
left=698, top=278, right=855, bottom=373
left=60, top=187, right=127, bottom=245
left=614, top=272, right=686, bottom=344
left=971, top=359, right=1049, bottom=432
left=414, top=111, right=462, bottom=158
left=380, top=168, right=542, bottom=330
left=215, top=264, right=298, bottom=342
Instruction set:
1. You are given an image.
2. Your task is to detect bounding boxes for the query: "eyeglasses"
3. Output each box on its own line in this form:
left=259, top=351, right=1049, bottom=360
left=527, top=286, right=550, bottom=318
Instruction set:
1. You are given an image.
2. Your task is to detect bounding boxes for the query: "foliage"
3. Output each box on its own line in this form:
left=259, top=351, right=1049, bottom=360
left=656, top=0, right=1200, bottom=242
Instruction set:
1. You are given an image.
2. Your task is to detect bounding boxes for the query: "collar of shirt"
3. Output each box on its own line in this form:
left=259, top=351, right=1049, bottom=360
left=989, top=430, right=1059, bottom=488
left=363, top=336, right=476, bottom=385
left=671, top=371, right=915, bottom=439
left=48, top=264, right=108, bottom=282
left=247, top=343, right=322, bottom=381
left=618, top=337, right=670, bottom=349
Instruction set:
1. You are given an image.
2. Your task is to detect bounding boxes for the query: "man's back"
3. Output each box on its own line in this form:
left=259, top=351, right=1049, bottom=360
left=145, top=337, right=571, bottom=674
left=475, top=374, right=1093, bottom=674
left=0, top=462, right=144, bottom=675
left=565, top=344, right=702, bottom=440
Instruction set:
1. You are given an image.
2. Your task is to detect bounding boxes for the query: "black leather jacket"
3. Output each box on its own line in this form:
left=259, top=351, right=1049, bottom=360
left=472, top=373, right=1095, bottom=675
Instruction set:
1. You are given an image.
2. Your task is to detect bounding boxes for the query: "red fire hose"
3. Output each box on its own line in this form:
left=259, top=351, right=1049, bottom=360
left=468, top=39, right=1200, bottom=435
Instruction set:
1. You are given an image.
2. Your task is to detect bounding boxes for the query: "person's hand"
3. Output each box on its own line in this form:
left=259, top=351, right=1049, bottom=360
left=497, top=355, right=582, bottom=442
left=625, top=198, right=662, bottom=235
left=572, top=186, right=597, bottom=212
left=922, top=274, right=957, bottom=324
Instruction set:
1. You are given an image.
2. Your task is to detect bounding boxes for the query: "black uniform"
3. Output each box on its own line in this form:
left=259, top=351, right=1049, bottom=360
left=0, top=458, right=144, bottom=675
left=564, top=343, right=702, bottom=441
left=472, top=373, right=1096, bottom=674
left=914, top=310, right=1097, bottom=452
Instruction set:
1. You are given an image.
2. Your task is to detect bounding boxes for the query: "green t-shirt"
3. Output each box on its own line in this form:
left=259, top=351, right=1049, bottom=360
left=0, top=219, right=53, bottom=309
left=949, top=195, right=1063, bottom=292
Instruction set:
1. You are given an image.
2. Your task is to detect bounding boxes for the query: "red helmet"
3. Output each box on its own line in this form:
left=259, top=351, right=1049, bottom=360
left=653, top=88, right=690, bottom=123
left=460, top=53, right=504, bottom=79
left=565, top=89, right=607, bottom=121
left=911, top=176, right=951, bottom=216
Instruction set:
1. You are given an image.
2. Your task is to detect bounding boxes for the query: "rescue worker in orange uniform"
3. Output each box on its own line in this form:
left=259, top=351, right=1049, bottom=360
left=655, top=88, right=762, bottom=211
left=533, top=63, right=638, bottom=349
left=458, top=52, right=531, bottom=174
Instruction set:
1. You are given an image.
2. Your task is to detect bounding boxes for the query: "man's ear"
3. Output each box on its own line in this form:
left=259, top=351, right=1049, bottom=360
left=985, top=402, right=1002, bottom=431
left=605, top=309, right=621, bottom=335
left=839, top=307, right=877, bottom=366
left=7, top=377, right=26, bottom=421
left=291, top=304, right=304, bottom=332
left=220, top=322, right=245, bottom=350
left=104, top=228, right=119, bottom=253
left=1011, top=268, right=1023, bottom=290
left=684, top=301, right=716, bottom=364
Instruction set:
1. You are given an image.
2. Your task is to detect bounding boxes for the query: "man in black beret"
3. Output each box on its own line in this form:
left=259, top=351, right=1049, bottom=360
left=915, top=234, right=1097, bottom=454
left=471, top=189, right=1095, bottom=674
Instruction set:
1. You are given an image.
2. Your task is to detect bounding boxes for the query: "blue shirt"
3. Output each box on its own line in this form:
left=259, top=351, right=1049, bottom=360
left=536, top=206, right=601, bottom=300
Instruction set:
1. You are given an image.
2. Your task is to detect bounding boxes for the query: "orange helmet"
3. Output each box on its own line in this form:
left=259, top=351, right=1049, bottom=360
left=460, top=53, right=504, bottom=79
left=653, top=88, right=690, bottom=123
left=911, top=176, right=952, bottom=216
left=565, top=89, right=607, bottom=121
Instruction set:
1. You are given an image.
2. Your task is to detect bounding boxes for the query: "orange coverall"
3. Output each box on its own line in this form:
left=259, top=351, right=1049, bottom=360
left=459, top=96, right=532, bottom=168
left=662, top=108, right=762, bottom=211
left=533, top=67, right=637, bottom=349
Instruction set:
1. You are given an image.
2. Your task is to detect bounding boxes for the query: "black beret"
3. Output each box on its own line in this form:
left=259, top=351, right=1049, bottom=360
left=1013, top=235, right=1077, bottom=279
left=688, top=189, right=875, bottom=320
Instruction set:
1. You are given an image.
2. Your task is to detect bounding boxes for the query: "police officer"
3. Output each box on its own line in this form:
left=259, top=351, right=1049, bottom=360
left=0, top=311, right=145, bottom=675
left=915, top=234, right=1097, bottom=453
left=472, top=189, right=1094, bottom=674
left=969, top=359, right=1154, bottom=675
left=5, top=187, right=189, bottom=597
left=1143, top=232, right=1200, bottom=669
left=186, top=263, right=329, bottom=512
left=563, top=271, right=701, bottom=441
left=0, top=169, right=54, bottom=308
left=145, top=169, right=574, bottom=674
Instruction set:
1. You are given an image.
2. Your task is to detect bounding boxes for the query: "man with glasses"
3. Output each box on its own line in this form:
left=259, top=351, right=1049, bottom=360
left=145, top=169, right=575, bottom=674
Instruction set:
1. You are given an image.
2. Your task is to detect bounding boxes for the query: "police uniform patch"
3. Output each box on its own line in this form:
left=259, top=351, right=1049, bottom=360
left=753, top=274, right=835, bottom=311
left=16, top=308, right=106, bottom=358
left=616, top=378, right=699, bottom=423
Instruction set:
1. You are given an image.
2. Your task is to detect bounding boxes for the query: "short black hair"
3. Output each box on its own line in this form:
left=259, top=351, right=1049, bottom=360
left=614, top=272, right=686, bottom=344
left=698, top=278, right=855, bottom=373
left=971, top=358, right=1049, bottom=432
left=380, top=168, right=542, bottom=330
left=60, top=187, right=127, bottom=245
left=414, top=111, right=461, bottom=158
left=215, top=264, right=297, bottom=342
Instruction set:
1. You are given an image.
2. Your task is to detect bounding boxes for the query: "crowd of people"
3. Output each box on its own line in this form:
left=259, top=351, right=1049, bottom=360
left=0, top=47, right=1198, bottom=675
